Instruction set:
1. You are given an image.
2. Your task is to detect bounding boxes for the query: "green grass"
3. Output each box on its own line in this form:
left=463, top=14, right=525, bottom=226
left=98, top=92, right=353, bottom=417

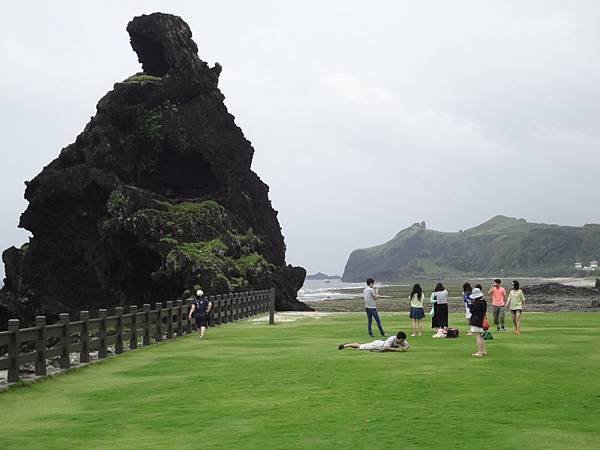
left=1, top=313, right=599, bottom=449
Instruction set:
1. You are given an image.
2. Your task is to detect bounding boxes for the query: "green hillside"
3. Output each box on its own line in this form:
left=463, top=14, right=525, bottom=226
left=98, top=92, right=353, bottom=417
left=342, top=216, right=600, bottom=281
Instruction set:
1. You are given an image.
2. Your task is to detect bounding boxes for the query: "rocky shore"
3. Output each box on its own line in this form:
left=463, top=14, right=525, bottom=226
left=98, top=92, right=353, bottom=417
left=305, top=282, right=600, bottom=313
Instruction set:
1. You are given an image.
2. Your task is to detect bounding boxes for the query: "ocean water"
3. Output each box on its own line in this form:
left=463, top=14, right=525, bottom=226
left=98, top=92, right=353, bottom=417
left=298, top=279, right=405, bottom=302
left=297, top=279, right=363, bottom=302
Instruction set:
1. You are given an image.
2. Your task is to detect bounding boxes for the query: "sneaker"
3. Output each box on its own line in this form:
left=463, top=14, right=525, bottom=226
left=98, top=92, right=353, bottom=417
left=496, top=327, right=501, bottom=331
left=410, top=333, right=416, bottom=337
left=381, top=333, right=387, bottom=337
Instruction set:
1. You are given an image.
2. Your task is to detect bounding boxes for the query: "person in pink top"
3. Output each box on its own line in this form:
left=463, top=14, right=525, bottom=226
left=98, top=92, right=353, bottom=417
left=488, top=279, right=506, bottom=331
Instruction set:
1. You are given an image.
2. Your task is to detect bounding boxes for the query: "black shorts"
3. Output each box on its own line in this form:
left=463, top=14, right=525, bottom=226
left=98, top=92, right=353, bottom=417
left=195, top=316, right=209, bottom=327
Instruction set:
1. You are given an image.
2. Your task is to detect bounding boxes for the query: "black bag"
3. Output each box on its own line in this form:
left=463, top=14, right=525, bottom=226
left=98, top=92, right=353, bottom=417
left=446, top=328, right=460, bottom=338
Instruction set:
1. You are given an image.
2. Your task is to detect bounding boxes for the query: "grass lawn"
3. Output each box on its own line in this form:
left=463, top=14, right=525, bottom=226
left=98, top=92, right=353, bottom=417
left=1, top=312, right=599, bottom=449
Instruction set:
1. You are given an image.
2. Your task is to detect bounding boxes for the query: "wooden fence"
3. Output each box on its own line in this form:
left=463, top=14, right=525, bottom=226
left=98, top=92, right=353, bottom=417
left=0, top=288, right=275, bottom=384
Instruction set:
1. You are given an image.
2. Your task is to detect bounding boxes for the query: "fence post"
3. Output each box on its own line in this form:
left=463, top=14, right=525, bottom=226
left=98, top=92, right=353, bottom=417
left=185, top=300, right=193, bottom=334
left=79, top=311, right=90, bottom=364
left=228, top=294, right=234, bottom=323
left=220, top=295, right=227, bottom=324
left=143, top=304, right=151, bottom=345
left=114, top=307, right=124, bottom=354
left=176, top=300, right=183, bottom=336
left=242, top=291, right=248, bottom=318
left=215, top=295, right=222, bottom=325
left=155, top=302, right=163, bottom=342
left=130, top=305, right=138, bottom=349
left=208, top=296, right=215, bottom=327
left=98, top=309, right=108, bottom=359
left=59, top=313, right=71, bottom=369
left=35, top=316, right=47, bottom=376
left=166, top=301, right=173, bottom=339
left=7, top=319, right=20, bottom=383
left=269, top=288, right=276, bottom=325
left=235, top=293, right=241, bottom=321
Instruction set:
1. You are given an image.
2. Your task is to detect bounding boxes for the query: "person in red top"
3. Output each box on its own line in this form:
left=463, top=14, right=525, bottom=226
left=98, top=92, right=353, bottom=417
left=488, top=279, right=506, bottom=331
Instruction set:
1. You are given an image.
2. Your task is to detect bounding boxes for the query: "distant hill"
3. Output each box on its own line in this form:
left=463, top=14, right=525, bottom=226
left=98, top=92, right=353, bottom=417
left=306, top=272, right=341, bottom=280
left=342, top=216, right=600, bottom=281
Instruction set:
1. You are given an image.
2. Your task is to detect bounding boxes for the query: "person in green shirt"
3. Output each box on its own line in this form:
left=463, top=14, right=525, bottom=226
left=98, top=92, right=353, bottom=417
left=408, top=283, right=426, bottom=336
left=505, top=280, right=525, bottom=335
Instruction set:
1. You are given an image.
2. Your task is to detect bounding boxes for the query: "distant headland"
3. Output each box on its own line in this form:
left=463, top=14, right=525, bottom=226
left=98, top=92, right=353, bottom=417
left=343, top=215, right=600, bottom=281
left=306, top=273, right=342, bottom=280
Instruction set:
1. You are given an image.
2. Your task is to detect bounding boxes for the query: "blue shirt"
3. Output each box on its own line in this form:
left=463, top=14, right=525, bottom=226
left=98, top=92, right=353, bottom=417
left=463, top=292, right=472, bottom=306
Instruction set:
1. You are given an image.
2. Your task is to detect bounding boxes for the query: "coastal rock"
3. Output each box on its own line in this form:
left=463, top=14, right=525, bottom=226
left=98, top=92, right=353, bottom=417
left=306, top=272, right=341, bottom=280
left=0, top=12, right=309, bottom=329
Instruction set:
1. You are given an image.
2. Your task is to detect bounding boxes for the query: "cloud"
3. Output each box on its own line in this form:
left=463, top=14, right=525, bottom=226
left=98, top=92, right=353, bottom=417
left=1, top=1, right=599, bottom=280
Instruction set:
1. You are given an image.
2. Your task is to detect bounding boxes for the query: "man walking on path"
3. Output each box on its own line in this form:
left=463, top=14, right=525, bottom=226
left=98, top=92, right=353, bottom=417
left=489, top=279, right=506, bottom=331
left=364, top=278, right=386, bottom=337
left=188, top=289, right=212, bottom=340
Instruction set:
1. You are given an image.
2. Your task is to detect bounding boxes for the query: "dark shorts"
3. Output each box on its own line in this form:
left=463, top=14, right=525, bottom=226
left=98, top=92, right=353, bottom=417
left=409, top=307, right=425, bottom=319
left=195, top=316, right=209, bottom=327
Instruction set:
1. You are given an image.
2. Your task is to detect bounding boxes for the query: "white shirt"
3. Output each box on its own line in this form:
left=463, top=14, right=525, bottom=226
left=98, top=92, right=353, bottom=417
left=364, top=286, right=377, bottom=309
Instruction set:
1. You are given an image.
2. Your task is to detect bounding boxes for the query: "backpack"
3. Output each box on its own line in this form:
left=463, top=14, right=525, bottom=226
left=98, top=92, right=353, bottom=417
left=193, top=298, right=208, bottom=317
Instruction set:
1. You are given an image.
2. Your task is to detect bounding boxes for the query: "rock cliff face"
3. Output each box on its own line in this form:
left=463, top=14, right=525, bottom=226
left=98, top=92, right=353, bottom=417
left=0, top=13, right=309, bottom=329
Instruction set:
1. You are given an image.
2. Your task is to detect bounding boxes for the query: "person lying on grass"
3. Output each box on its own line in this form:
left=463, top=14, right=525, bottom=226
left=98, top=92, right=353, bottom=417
left=338, top=331, right=410, bottom=352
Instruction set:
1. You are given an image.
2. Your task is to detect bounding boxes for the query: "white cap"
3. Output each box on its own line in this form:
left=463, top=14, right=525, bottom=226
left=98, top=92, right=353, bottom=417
left=469, top=287, right=483, bottom=299
left=196, top=289, right=204, bottom=297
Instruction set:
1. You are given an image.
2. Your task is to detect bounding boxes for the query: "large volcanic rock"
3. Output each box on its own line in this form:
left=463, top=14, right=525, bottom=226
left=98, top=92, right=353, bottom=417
left=0, top=12, right=310, bottom=329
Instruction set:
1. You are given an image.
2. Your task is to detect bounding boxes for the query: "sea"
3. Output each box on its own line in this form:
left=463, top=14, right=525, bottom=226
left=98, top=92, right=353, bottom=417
left=298, top=279, right=408, bottom=302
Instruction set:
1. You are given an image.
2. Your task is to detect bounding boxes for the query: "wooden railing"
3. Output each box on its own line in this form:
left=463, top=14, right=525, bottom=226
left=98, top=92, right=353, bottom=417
left=0, top=288, right=275, bottom=384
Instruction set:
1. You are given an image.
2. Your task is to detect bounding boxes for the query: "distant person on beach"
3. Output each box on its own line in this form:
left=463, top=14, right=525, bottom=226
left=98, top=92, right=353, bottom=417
left=188, top=289, right=212, bottom=340
left=463, top=282, right=473, bottom=335
left=505, top=280, right=525, bottom=335
left=409, top=283, right=425, bottom=336
left=468, top=287, right=488, bottom=357
left=364, top=278, right=386, bottom=337
left=489, top=279, right=506, bottom=331
left=338, top=331, right=409, bottom=352
left=431, top=283, right=449, bottom=331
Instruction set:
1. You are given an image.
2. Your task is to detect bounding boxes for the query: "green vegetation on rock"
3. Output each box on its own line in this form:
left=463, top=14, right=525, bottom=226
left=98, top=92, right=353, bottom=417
left=98, top=187, right=272, bottom=295
left=123, top=72, right=162, bottom=83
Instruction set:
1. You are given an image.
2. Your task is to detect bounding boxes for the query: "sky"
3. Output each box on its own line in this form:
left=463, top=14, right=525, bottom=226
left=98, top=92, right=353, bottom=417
left=1, top=1, right=599, bottom=280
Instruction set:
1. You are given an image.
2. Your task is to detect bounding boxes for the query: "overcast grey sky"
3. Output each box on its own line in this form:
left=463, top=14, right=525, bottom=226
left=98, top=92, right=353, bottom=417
left=1, top=1, right=599, bottom=280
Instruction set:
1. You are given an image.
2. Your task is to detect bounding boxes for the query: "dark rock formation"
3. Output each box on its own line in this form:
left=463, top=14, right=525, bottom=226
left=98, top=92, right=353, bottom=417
left=0, top=12, right=310, bottom=329
left=522, top=283, right=599, bottom=298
